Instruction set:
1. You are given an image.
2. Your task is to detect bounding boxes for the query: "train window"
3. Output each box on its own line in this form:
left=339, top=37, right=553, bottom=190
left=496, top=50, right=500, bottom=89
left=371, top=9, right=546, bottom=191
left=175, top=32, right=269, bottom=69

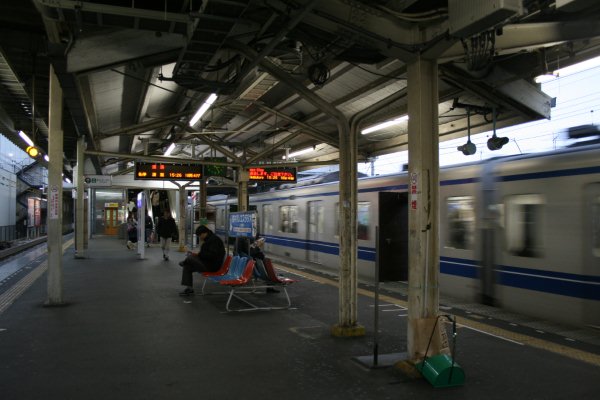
left=505, top=194, right=544, bottom=258
left=446, top=196, right=475, bottom=250
left=334, top=202, right=370, bottom=240
left=279, top=205, right=298, bottom=233
left=308, top=201, right=324, bottom=236
left=217, top=208, right=226, bottom=230
left=262, top=204, right=274, bottom=234
left=358, top=202, right=370, bottom=240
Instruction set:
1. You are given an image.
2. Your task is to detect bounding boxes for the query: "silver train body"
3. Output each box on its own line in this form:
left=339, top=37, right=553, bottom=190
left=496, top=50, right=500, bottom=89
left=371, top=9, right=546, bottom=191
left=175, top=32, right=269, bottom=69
left=208, top=144, right=600, bottom=327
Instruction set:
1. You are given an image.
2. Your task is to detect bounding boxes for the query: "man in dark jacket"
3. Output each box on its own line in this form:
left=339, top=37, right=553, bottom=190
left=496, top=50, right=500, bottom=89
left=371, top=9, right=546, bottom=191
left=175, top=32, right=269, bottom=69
left=178, top=225, right=225, bottom=296
left=156, top=210, right=177, bottom=260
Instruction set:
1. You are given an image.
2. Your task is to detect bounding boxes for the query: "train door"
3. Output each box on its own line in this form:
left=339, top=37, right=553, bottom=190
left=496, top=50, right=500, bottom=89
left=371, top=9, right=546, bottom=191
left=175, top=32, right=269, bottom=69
left=307, top=200, right=324, bottom=263
left=378, top=192, right=408, bottom=281
left=261, top=204, right=274, bottom=253
left=104, top=207, right=119, bottom=235
left=583, top=183, right=600, bottom=325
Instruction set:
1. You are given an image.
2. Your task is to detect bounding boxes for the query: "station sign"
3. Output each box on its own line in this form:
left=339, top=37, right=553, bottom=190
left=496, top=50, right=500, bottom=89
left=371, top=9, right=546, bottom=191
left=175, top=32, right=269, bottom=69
left=247, top=166, right=297, bottom=182
left=134, top=162, right=202, bottom=180
left=84, top=175, right=112, bottom=187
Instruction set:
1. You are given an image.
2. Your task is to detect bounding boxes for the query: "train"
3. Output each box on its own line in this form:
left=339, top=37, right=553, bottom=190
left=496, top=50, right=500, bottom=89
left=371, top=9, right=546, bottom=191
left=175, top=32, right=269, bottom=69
left=206, top=143, right=600, bottom=328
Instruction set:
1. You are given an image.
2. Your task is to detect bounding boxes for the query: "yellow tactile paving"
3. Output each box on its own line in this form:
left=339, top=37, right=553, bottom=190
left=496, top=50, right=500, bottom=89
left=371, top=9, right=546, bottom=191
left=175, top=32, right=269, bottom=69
left=276, top=264, right=600, bottom=367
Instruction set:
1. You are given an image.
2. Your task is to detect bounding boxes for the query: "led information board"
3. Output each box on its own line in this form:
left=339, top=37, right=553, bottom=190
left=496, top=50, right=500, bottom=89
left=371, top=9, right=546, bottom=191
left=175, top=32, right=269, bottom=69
left=247, top=167, right=297, bottom=182
left=134, top=162, right=202, bottom=180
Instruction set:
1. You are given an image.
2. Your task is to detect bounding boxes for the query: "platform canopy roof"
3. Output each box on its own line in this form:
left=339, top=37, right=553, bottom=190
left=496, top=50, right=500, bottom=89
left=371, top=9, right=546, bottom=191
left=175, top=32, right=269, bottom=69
left=1, top=0, right=600, bottom=182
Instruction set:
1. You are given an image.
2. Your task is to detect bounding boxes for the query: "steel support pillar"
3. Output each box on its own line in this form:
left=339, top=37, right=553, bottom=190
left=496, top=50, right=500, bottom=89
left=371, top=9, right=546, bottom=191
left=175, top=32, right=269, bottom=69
left=75, top=137, right=86, bottom=258
left=46, top=65, right=64, bottom=305
left=200, top=178, right=207, bottom=219
left=406, top=56, right=441, bottom=360
left=331, top=118, right=364, bottom=337
left=238, top=169, right=248, bottom=212
left=178, top=186, right=186, bottom=251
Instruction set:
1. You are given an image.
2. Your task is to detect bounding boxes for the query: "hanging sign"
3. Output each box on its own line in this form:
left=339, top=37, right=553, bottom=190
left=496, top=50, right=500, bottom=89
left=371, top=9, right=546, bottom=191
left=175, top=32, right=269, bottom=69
left=247, top=167, right=297, bottom=182
left=135, top=162, right=202, bottom=180
left=84, top=175, right=112, bottom=187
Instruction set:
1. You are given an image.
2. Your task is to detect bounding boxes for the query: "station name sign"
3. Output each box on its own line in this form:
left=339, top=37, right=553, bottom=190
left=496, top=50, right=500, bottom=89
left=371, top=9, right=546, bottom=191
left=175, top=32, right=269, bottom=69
left=134, top=162, right=202, bottom=180
left=247, top=167, right=297, bottom=182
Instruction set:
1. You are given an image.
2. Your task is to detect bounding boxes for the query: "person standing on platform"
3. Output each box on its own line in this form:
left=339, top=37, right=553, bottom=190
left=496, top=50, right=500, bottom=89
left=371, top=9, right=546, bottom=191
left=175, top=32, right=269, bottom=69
left=178, top=225, right=225, bottom=296
left=126, top=215, right=138, bottom=250
left=144, top=212, right=154, bottom=247
left=156, top=210, right=177, bottom=261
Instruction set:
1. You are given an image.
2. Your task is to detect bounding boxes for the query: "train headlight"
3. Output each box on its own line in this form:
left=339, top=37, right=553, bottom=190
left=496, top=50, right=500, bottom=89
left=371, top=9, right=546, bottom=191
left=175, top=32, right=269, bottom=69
left=487, top=135, right=509, bottom=151
left=457, top=141, right=476, bottom=156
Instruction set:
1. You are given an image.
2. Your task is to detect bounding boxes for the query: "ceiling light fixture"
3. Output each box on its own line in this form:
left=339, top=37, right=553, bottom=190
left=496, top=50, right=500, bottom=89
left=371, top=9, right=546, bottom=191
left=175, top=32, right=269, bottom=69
left=534, top=55, right=600, bottom=84
left=189, top=93, right=218, bottom=127
left=18, top=130, right=34, bottom=146
left=283, top=146, right=315, bottom=160
left=361, top=115, right=409, bottom=135
left=164, top=143, right=176, bottom=156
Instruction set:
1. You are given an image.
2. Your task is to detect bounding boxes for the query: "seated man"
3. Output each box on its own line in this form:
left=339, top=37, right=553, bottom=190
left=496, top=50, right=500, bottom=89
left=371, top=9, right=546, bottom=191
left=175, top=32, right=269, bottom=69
left=178, top=225, right=225, bottom=296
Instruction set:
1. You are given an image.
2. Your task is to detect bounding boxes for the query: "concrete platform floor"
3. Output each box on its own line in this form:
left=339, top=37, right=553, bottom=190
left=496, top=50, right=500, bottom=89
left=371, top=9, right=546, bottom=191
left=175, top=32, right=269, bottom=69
left=0, top=236, right=598, bottom=400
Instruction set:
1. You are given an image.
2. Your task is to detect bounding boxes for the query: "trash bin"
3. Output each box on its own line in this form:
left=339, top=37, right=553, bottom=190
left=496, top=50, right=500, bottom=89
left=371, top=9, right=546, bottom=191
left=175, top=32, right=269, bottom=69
left=416, top=354, right=465, bottom=388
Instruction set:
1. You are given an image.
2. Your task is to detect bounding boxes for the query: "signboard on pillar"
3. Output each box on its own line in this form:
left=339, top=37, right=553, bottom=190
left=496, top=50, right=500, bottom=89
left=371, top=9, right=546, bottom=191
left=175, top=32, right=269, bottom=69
left=410, top=172, right=418, bottom=211
left=49, top=185, right=60, bottom=220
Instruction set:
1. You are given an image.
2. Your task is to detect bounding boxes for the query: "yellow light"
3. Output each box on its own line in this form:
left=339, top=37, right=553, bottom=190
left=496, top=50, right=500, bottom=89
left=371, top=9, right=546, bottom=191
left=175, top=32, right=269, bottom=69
left=26, top=146, right=39, bottom=158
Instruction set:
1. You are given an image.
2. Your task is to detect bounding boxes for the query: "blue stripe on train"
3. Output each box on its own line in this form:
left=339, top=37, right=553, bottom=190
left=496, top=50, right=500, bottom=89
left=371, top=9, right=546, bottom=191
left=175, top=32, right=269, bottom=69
left=440, top=256, right=479, bottom=278
left=498, top=165, right=600, bottom=182
left=440, top=256, right=600, bottom=300
left=254, top=240, right=599, bottom=300
left=262, top=235, right=376, bottom=261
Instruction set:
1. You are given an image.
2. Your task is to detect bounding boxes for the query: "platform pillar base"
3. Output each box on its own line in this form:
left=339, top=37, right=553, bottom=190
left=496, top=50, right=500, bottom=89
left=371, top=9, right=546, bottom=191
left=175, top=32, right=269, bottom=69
left=331, top=324, right=365, bottom=337
left=394, top=359, right=423, bottom=380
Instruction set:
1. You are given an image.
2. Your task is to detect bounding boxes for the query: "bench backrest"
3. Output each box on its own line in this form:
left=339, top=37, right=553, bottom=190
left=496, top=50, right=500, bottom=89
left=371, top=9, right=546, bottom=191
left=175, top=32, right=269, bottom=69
left=229, top=256, right=248, bottom=278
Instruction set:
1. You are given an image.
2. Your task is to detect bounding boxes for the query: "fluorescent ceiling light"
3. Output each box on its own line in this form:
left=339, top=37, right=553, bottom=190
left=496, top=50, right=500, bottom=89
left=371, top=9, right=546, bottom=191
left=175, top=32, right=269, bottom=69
left=18, top=130, right=34, bottom=146
left=189, top=93, right=218, bottom=126
left=283, top=146, right=314, bottom=159
left=555, top=55, right=600, bottom=77
left=534, top=55, right=600, bottom=83
left=164, top=143, right=176, bottom=156
left=534, top=74, right=556, bottom=84
left=361, top=115, right=409, bottom=135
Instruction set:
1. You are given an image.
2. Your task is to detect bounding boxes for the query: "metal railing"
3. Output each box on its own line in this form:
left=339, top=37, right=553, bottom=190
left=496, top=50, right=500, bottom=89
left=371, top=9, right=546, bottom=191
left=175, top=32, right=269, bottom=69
left=0, top=225, right=19, bottom=242
left=0, top=224, right=48, bottom=242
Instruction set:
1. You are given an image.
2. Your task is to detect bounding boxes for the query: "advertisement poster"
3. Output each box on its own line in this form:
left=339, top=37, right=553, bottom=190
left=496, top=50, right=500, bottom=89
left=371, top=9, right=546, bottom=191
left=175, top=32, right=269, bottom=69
left=228, top=211, right=257, bottom=238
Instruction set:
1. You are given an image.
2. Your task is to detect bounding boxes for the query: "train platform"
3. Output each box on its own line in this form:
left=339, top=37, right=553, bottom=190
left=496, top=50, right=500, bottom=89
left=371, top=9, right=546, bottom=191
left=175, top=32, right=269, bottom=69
left=0, top=236, right=599, bottom=400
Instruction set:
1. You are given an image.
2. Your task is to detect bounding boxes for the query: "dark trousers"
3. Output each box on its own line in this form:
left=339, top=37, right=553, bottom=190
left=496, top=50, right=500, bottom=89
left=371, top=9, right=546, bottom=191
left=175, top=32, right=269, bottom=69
left=180, top=256, right=211, bottom=287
